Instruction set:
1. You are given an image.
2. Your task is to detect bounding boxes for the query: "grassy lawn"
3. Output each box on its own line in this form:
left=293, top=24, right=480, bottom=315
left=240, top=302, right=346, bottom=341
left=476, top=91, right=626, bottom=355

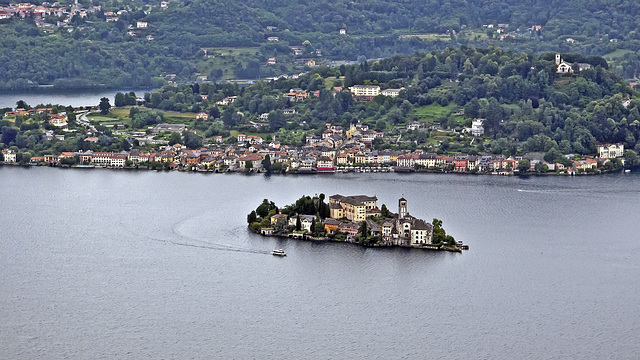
left=197, top=47, right=260, bottom=80
left=603, top=49, right=633, bottom=61
left=413, top=103, right=460, bottom=121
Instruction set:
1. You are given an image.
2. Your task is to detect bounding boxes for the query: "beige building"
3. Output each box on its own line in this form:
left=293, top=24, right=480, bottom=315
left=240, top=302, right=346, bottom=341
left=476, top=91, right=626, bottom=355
left=597, top=143, right=624, bottom=159
left=349, top=85, right=380, bottom=97
left=329, top=194, right=378, bottom=222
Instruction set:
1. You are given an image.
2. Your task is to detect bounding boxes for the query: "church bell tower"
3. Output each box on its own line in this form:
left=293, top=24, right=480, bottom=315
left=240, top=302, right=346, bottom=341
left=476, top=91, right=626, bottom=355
left=398, top=198, right=407, bottom=219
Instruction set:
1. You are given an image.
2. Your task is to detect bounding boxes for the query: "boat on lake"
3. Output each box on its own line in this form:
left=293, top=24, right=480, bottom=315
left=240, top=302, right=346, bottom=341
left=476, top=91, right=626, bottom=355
left=272, top=249, right=286, bottom=256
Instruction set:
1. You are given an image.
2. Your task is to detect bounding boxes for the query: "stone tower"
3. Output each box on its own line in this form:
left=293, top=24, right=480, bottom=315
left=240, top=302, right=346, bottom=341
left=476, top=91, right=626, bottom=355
left=398, top=198, right=407, bottom=219
left=555, top=53, right=561, bottom=65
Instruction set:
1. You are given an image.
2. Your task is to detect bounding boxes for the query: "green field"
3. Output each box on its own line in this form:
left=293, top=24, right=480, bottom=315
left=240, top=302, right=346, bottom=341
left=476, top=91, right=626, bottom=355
left=603, top=49, right=633, bottom=61
left=197, top=47, right=261, bottom=80
left=413, top=103, right=461, bottom=121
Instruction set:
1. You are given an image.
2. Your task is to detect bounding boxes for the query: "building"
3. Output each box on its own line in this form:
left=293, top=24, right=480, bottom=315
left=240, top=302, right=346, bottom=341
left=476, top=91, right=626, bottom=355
left=392, top=198, right=433, bottom=246
left=381, top=88, right=403, bottom=97
left=196, top=112, right=209, bottom=120
left=329, top=194, right=378, bottom=222
left=136, top=21, right=148, bottom=28
left=48, top=113, right=68, bottom=127
left=597, top=143, right=624, bottom=159
left=2, top=149, right=17, bottom=163
left=349, top=85, right=380, bottom=97
left=153, top=123, right=188, bottom=133
left=339, top=28, right=346, bottom=35
left=471, top=118, right=484, bottom=136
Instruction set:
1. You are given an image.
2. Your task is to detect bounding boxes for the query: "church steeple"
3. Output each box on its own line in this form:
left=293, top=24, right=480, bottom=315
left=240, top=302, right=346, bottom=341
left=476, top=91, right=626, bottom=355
left=398, top=198, right=407, bottom=219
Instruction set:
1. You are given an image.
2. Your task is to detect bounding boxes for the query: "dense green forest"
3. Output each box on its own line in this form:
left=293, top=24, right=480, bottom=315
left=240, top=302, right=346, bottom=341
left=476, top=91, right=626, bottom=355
left=138, top=47, right=640, bottom=160
left=2, top=47, right=640, bottom=166
left=2, top=0, right=640, bottom=89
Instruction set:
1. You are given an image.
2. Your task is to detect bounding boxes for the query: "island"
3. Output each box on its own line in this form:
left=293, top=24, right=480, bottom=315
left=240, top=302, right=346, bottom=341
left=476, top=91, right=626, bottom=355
left=248, top=194, right=466, bottom=252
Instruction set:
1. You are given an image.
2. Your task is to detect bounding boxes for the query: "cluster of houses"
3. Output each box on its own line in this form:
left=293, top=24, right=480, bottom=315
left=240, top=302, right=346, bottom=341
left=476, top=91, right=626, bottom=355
left=1, top=1, right=161, bottom=37
left=1, top=107, right=626, bottom=175
left=0, top=2, right=101, bottom=27
left=266, top=195, right=434, bottom=246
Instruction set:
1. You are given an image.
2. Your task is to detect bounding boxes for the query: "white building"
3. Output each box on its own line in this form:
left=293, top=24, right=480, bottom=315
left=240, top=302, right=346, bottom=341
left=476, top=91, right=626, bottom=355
left=136, top=21, right=148, bottom=28
left=381, top=88, right=403, bottom=97
left=349, top=85, right=380, bottom=97
left=597, top=143, right=624, bottom=159
left=2, top=149, right=17, bottom=163
left=471, top=118, right=484, bottom=136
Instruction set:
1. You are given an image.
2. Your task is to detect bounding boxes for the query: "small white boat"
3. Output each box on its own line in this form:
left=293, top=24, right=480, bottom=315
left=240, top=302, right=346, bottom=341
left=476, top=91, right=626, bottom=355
left=272, top=249, right=286, bottom=256
left=624, top=169, right=631, bottom=173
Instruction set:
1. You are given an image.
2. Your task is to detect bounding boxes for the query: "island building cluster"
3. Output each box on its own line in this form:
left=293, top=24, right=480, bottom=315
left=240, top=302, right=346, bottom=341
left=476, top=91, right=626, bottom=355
left=268, top=195, right=434, bottom=246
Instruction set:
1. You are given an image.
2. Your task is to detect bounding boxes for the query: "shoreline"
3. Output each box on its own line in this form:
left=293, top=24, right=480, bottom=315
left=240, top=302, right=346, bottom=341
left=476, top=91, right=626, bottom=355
left=1, top=162, right=632, bottom=177
left=249, top=227, right=465, bottom=253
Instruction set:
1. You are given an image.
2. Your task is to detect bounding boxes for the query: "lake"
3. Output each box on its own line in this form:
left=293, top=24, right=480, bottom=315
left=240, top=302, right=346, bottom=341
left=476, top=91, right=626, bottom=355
left=0, top=89, right=154, bottom=109
left=1, top=166, right=639, bottom=359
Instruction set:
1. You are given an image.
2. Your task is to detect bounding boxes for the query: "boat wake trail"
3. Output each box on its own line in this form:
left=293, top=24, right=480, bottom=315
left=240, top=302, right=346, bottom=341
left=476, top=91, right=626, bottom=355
left=127, top=224, right=271, bottom=255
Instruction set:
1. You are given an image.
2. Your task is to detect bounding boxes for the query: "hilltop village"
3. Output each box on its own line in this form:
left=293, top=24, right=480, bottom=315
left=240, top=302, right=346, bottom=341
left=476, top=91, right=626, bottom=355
left=247, top=194, right=462, bottom=251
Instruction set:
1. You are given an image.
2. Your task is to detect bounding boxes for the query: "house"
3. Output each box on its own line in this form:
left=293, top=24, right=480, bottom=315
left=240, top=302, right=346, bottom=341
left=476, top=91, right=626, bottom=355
left=196, top=112, right=209, bottom=120
left=238, top=153, right=263, bottom=169
left=146, top=35, right=154, bottom=41
left=317, top=156, right=334, bottom=169
left=339, top=28, right=346, bottom=35
left=283, top=108, right=296, bottom=115
left=323, top=218, right=341, bottom=233
left=288, top=214, right=315, bottom=232
left=136, top=21, right=148, bottom=28
left=470, top=118, right=484, bottom=136
left=216, top=96, right=237, bottom=106
left=381, top=88, right=403, bottom=97
left=160, top=1, right=168, bottom=8
left=267, top=57, right=276, bottom=65
left=270, top=214, right=288, bottom=228
left=267, top=36, right=279, bottom=42
left=597, top=143, right=624, bottom=159
left=2, top=149, right=17, bottom=163
left=48, top=113, right=68, bottom=127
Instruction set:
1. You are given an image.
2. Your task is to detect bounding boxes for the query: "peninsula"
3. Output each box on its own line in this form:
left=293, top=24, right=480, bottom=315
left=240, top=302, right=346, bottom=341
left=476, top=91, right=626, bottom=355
left=248, top=194, right=465, bottom=252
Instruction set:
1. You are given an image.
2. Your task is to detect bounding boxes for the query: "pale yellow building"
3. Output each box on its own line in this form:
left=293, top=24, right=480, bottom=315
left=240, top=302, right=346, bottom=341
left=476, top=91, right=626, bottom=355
left=329, top=194, right=378, bottom=222
left=349, top=85, right=380, bottom=97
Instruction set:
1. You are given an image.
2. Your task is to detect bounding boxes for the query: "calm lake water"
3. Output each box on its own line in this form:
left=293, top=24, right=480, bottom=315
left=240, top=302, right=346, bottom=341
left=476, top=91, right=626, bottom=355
left=0, top=89, right=153, bottom=109
left=1, top=166, right=639, bottom=359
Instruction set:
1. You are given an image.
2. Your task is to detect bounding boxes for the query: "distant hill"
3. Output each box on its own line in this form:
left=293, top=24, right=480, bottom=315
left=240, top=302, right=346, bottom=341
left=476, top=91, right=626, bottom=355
left=1, top=0, right=640, bottom=88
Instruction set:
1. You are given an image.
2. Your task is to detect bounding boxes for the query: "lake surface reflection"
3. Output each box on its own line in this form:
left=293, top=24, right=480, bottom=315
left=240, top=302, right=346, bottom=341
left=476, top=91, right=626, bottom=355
left=1, top=167, right=639, bottom=359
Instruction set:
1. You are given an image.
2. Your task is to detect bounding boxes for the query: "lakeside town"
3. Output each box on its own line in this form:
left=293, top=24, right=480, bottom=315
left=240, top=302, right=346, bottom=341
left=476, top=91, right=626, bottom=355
left=0, top=112, right=629, bottom=175
left=248, top=194, right=464, bottom=252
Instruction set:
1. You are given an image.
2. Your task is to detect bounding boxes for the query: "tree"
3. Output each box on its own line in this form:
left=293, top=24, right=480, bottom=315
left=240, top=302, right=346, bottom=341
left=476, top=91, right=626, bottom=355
left=114, top=92, right=126, bottom=107
left=247, top=210, right=257, bottom=224
left=381, top=204, right=390, bottom=218
left=262, top=154, right=271, bottom=171
left=246, top=160, right=253, bottom=170
left=182, top=131, right=202, bottom=149
left=256, top=199, right=271, bottom=218
left=310, top=219, right=316, bottom=233
left=209, top=106, right=221, bottom=118
left=518, top=159, right=531, bottom=172
left=358, top=221, right=368, bottom=237
left=168, top=132, right=182, bottom=146
left=296, top=215, right=301, bottom=231
left=624, top=150, right=640, bottom=167
left=99, top=97, right=111, bottom=115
